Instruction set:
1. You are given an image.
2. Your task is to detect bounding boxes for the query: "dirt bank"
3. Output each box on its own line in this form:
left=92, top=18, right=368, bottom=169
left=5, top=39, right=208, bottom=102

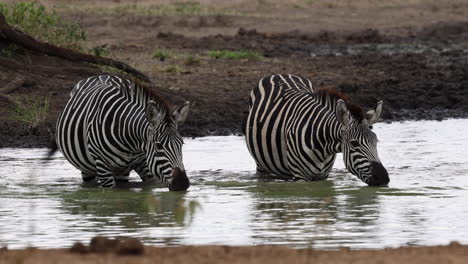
left=1, top=242, right=468, bottom=264
left=0, top=0, right=467, bottom=147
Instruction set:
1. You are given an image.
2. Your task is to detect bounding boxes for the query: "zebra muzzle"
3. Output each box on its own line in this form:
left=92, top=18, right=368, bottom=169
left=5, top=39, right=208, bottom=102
left=367, top=161, right=390, bottom=186
left=168, top=167, right=190, bottom=191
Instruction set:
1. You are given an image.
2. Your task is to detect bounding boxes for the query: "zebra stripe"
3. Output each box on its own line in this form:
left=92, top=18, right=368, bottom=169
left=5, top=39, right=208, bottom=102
left=244, top=74, right=389, bottom=186
left=56, top=75, right=190, bottom=190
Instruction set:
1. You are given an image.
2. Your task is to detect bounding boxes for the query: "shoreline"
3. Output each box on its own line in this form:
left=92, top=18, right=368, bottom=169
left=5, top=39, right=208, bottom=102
left=1, top=242, right=468, bottom=264
left=1, top=113, right=467, bottom=148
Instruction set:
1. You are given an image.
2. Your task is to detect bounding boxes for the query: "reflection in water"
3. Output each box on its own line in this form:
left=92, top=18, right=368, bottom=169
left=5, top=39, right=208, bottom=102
left=247, top=180, right=382, bottom=247
left=56, top=188, right=202, bottom=246
left=1, top=119, right=468, bottom=249
left=61, top=189, right=201, bottom=229
left=249, top=181, right=338, bottom=246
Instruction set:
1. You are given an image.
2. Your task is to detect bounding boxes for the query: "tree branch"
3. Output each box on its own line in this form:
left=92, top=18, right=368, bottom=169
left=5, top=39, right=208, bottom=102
left=0, top=13, right=151, bottom=83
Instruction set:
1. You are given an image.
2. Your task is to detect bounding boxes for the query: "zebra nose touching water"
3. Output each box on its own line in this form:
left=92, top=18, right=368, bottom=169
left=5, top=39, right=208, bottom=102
left=56, top=75, right=190, bottom=191
left=244, top=74, right=389, bottom=186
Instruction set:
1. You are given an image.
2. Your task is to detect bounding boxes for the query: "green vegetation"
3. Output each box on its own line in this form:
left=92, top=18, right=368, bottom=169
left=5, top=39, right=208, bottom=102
left=153, top=49, right=201, bottom=66
left=208, top=50, right=263, bottom=60
left=0, top=2, right=86, bottom=50
left=90, top=44, right=109, bottom=57
left=13, top=93, right=51, bottom=129
left=184, top=55, right=201, bottom=66
left=91, top=1, right=234, bottom=16
left=153, top=49, right=173, bottom=61
left=0, top=44, right=18, bottom=58
left=97, top=65, right=131, bottom=77
left=163, top=64, right=183, bottom=74
left=158, top=1, right=203, bottom=16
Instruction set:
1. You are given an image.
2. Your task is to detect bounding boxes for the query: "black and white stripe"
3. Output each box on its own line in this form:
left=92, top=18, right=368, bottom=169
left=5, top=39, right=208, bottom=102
left=244, top=74, right=389, bottom=186
left=56, top=75, right=190, bottom=190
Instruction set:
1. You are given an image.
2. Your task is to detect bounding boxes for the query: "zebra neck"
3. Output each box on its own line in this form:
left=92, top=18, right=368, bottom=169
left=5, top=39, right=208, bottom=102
left=125, top=81, right=166, bottom=151
left=124, top=108, right=152, bottom=152
left=311, top=95, right=344, bottom=155
left=286, top=103, right=341, bottom=158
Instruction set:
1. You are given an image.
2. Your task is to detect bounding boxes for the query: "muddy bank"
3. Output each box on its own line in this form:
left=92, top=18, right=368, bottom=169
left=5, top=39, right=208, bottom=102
left=1, top=242, right=468, bottom=264
left=1, top=7, right=468, bottom=147
left=156, top=21, right=468, bottom=57
left=1, top=40, right=467, bottom=147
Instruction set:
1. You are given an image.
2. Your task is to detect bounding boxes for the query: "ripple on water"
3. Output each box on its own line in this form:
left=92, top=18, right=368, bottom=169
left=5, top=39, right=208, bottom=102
left=0, top=119, right=468, bottom=249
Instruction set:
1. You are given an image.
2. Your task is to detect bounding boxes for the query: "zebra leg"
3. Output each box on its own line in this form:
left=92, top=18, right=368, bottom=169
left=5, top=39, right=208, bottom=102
left=95, top=159, right=116, bottom=188
left=114, top=173, right=130, bottom=183
left=81, top=173, right=97, bottom=184
left=256, top=163, right=271, bottom=175
left=256, top=163, right=296, bottom=181
left=134, top=161, right=156, bottom=183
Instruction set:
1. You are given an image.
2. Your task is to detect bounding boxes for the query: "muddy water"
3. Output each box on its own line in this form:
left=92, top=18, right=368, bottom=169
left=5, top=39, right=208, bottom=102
left=0, top=119, right=467, bottom=249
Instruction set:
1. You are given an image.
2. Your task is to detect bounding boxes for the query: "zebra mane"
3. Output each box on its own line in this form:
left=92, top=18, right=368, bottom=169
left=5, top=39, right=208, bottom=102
left=120, top=75, right=172, bottom=118
left=316, top=88, right=365, bottom=122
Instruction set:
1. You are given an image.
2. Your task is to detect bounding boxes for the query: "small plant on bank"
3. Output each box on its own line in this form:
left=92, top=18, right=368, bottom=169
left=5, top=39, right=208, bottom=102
left=153, top=49, right=172, bottom=61
left=90, top=44, right=109, bottom=57
left=0, top=44, right=18, bottom=58
left=97, top=65, right=137, bottom=79
left=0, top=2, right=86, bottom=50
left=13, top=93, right=51, bottom=129
left=171, top=1, right=203, bottom=15
left=208, top=50, right=263, bottom=60
left=163, top=64, right=183, bottom=74
left=184, top=55, right=201, bottom=66
left=93, top=1, right=232, bottom=16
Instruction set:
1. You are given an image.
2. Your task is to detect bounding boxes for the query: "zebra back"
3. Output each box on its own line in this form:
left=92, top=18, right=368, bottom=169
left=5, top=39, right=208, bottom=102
left=245, top=74, right=340, bottom=180
left=70, top=75, right=168, bottom=111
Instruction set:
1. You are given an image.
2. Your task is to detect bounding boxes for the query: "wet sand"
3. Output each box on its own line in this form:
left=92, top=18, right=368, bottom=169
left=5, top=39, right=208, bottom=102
left=2, top=242, right=468, bottom=264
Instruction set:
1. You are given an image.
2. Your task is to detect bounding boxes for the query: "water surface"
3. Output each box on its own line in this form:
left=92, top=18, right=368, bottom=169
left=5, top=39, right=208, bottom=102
left=0, top=119, right=467, bottom=249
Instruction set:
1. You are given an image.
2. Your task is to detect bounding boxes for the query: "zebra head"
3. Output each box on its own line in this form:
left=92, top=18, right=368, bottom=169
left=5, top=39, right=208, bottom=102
left=145, top=100, right=190, bottom=191
left=336, top=99, right=389, bottom=186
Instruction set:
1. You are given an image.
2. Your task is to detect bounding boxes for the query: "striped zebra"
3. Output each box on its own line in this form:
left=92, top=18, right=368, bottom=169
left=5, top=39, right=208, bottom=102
left=56, top=75, right=190, bottom=190
left=244, top=74, right=389, bottom=186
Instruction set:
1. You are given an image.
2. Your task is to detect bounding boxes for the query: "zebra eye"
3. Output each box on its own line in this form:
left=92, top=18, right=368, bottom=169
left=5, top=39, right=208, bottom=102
left=155, top=142, right=164, bottom=149
left=350, top=140, right=359, bottom=148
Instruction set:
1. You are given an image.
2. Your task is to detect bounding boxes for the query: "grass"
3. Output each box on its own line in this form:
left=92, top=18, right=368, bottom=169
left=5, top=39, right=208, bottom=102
left=0, top=44, right=18, bottom=58
left=184, top=55, right=201, bottom=66
left=152, top=49, right=201, bottom=67
left=13, top=93, right=51, bottom=129
left=163, top=64, right=183, bottom=74
left=153, top=49, right=173, bottom=61
left=90, top=44, right=109, bottom=57
left=208, top=50, right=263, bottom=60
left=90, top=1, right=234, bottom=17
left=0, top=2, right=86, bottom=50
left=0, top=2, right=142, bottom=77
left=97, top=65, right=130, bottom=77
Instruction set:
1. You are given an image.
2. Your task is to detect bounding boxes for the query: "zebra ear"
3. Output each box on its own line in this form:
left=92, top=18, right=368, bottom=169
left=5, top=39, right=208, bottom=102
left=366, top=101, right=383, bottom=125
left=146, top=101, right=167, bottom=126
left=336, top=99, right=351, bottom=127
left=173, top=101, right=190, bottom=126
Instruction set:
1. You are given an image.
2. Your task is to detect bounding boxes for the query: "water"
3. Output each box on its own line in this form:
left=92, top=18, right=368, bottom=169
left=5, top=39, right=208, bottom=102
left=0, top=119, right=467, bottom=249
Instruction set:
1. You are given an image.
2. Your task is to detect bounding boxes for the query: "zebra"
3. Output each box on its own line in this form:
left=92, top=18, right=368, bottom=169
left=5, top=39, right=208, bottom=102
left=56, top=75, right=190, bottom=191
left=244, top=74, right=389, bottom=186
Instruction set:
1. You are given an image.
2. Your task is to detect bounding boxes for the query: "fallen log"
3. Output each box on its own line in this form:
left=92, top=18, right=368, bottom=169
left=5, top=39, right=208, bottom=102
left=0, top=13, right=150, bottom=83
